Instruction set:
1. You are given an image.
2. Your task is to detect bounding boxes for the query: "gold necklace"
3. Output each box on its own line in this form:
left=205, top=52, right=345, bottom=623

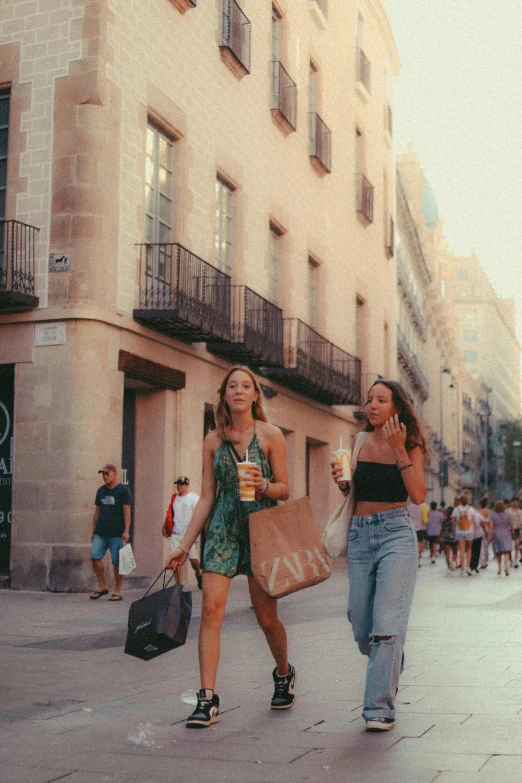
left=232, top=419, right=254, bottom=432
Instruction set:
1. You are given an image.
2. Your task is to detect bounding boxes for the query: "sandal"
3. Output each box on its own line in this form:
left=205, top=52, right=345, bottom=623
left=89, top=589, right=109, bottom=600
left=108, top=594, right=122, bottom=601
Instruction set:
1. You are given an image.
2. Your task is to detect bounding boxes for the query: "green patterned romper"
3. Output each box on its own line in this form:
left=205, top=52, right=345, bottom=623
left=203, top=426, right=276, bottom=578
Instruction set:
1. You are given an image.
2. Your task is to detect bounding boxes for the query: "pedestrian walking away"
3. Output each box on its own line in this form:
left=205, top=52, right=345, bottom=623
left=166, top=366, right=293, bottom=729
left=469, top=499, right=484, bottom=574
left=89, top=464, right=132, bottom=601
left=331, top=379, right=428, bottom=732
left=490, top=500, right=514, bottom=576
left=440, top=505, right=458, bottom=573
left=426, top=501, right=444, bottom=564
left=477, top=497, right=492, bottom=569
left=451, top=496, right=479, bottom=577
left=409, top=501, right=427, bottom=567
left=162, top=476, right=203, bottom=588
left=507, top=497, right=522, bottom=568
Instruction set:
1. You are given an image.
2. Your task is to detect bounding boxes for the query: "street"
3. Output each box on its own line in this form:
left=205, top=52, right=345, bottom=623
left=2, top=556, right=522, bottom=782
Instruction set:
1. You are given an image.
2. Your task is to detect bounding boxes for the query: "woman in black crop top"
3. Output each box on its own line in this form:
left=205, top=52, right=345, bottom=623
left=331, top=380, right=428, bottom=732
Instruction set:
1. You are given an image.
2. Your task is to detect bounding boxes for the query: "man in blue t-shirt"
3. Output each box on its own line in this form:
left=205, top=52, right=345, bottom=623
left=89, top=463, right=132, bottom=601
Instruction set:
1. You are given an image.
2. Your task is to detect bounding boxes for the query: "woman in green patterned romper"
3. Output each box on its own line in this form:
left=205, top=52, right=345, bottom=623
left=166, top=366, right=294, bottom=728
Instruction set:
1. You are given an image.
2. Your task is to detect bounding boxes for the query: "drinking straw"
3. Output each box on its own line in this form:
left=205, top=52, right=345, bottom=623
left=245, top=448, right=249, bottom=463
left=340, top=435, right=342, bottom=450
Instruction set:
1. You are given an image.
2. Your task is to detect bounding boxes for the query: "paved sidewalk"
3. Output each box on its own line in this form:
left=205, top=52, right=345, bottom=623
left=2, top=556, right=522, bottom=782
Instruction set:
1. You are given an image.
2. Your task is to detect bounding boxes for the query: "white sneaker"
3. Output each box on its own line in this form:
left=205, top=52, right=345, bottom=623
left=366, top=717, right=396, bottom=731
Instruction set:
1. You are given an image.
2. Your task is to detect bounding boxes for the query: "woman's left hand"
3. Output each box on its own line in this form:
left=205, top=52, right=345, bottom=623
left=383, top=414, right=407, bottom=454
left=245, top=464, right=266, bottom=490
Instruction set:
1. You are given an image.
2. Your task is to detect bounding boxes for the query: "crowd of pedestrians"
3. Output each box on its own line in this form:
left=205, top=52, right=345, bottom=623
left=414, top=494, right=522, bottom=577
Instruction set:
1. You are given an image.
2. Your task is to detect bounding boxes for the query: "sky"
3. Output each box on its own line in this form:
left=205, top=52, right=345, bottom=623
left=384, top=0, right=522, bottom=343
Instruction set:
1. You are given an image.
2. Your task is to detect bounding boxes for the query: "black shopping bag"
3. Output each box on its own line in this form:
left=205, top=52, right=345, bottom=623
left=124, top=570, right=192, bottom=661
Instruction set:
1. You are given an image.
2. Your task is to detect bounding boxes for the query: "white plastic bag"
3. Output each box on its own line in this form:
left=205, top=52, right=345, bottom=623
left=119, top=543, right=136, bottom=575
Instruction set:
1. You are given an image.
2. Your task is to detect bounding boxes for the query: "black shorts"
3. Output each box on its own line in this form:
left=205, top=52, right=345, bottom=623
left=416, top=530, right=427, bottom=543
left=513, top=529, right=520, bottom=541
left=427, top=535, right=439, bottom=547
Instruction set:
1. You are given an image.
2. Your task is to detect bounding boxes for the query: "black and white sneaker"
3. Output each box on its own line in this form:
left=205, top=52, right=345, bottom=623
left=271, top=664, right=296, bottom=710
left=365, top=717, right=396, bottom=731
left=186, top=689, right=220, bottom=728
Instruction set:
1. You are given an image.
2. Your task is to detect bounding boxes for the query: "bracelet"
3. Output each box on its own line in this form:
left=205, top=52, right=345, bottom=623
left=261, top=478, right=270, bottom=495
left=339, top=480, right=350, bottom=492
left=398, top=462, right=413, bottom=472
left=179, top=546, right=190, bottom=556
left=396, top=458, right=411, bottom=468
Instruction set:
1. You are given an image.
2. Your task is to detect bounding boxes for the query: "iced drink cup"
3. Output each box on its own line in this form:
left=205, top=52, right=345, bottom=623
left=331, top=448, right=352, bottom=482
left=237, top=461, right=257, bottom=501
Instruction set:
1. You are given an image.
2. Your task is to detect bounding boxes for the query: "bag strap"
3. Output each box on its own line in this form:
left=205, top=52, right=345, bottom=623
left=352, top=432, right=367, bottom=470
left=140, top=568, right=180, bottom=601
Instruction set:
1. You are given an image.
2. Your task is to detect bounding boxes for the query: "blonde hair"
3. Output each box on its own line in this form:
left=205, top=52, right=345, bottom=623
left=214, top=366, right=269, bottom=441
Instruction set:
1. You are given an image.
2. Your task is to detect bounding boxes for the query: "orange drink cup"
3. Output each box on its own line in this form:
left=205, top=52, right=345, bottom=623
left=237, top=461, right=257, bottom=501
left=331, top=448, right=352, bottom=482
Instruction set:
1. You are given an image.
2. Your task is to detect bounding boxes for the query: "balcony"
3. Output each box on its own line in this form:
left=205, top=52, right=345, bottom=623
left=385, top=214, right=394, bottom=258
left=220, top=0, right=251, bottom=78
left=309, top=0, right=328, bottom=29
left=356, top=174, right=374, bottom=223
left=261, top=319, right=361, bottom=406
left=310, top=113, right=331, bottom=174
left=208, top=286, right=283, bottom=368
left=356, top=48, right=371, bottom=96
left=0, top=220, right=40, bottom=313
left=385, top=102, right=393, bottom=136
left=397, top=327, right=429, bottom=400
left=397, top=258, right=427, bottom=338
left=169, top=0, right=196, bottom=12
left=133, top=243, right=231, bottom=343
left=271, top=61, right=297, bottom=133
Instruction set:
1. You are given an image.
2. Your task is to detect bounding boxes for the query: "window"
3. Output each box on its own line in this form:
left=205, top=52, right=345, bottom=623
left=355, top=129, right=362, bottom=177
left=309, top=61, right=317, bottom=115
left=268, top=224, right=282, bottom=305
left=459, top=270, right=468, bottom=279
left=463, top=333, right=477, bottom=341
left=308, top=257, right=319, bottom=329
left=441, top=278, right=446, bottom=298
left=215, top=177, right=234, bottom=274
left=145, top=123, right=174, bottom=246
left=0, top=89, right=10, bottom=222
left=464, top=351, right=477, bottom=362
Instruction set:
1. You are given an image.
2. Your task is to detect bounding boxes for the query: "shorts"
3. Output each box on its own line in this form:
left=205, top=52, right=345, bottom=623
left=169, top=532, right=199, bottom=560
left=427, top=535, right=439, bottom=547
left=416, top=530, right=427, bottom=543
left=90, top=534, right=123, bottom=566
left=513, top=529, right=520, bottom=541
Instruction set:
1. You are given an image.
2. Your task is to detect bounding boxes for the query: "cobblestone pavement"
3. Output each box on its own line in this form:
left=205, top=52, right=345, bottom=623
left=2, top=553, right=522, bottom=782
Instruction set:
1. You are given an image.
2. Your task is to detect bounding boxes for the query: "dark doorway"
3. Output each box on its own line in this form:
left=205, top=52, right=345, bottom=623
left=0, top=364, right=14, bottom=575
left=122, top=387, right=137, bottom=542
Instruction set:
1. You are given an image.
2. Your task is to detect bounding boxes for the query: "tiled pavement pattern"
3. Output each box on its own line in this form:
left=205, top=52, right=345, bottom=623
left=2, top=556, right=522, bottom=783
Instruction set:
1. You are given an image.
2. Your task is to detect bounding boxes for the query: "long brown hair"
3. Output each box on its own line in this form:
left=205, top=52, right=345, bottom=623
left=214, top=366, right=269, bottom=441
left=367, top=379, right=430, bottom=461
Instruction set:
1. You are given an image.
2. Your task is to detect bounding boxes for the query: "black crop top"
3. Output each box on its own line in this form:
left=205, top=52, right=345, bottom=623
left=353, top=461, right=408, bottom=503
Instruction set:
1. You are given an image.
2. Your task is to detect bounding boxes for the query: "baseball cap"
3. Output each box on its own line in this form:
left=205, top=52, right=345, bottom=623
left=98, top=463, right=117, bottom=474
left=175, top=476, right=189, bottom=485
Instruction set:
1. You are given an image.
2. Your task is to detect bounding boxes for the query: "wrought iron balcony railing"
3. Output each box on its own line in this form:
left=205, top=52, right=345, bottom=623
left=271, top=61, right=297, bottom=132
left=385, top=102, right=393, bottom=136
left=220, top=0, right=251, bottom=75
left=208, top=285, right=284, bottom=368
left=261, top=318, right=361, bottom=406
left=385, top=214, right=394, bottom=257
left=0, top=220, right=40, bottom=313
left=356, top=174, right=374, bottom=223
left=133, top=243, right=231, bottom=343
left=397, top=327, right=429, bottom=400
left=396, top=258, right=427, bottom=338
left=310, top=112, right=331, bottom=173
left=356, top=48, right=371, bottom=93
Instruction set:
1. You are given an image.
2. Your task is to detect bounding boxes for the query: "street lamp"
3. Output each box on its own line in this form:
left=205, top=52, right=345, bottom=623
left=513, top=441, right=521, bottom=495
left=439, top=367, right=451, bottom=504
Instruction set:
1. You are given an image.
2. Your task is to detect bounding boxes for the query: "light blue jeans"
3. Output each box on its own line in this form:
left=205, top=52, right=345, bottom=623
left=347, top=507, right=417, bottom=721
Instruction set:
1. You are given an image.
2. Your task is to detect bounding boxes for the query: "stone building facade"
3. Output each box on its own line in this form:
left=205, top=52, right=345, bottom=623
left=0, top=0, right=400, bottom=589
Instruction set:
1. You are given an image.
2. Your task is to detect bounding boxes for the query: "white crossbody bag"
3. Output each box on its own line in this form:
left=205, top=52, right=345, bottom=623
left=321, top=432, right=367, bottom=558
